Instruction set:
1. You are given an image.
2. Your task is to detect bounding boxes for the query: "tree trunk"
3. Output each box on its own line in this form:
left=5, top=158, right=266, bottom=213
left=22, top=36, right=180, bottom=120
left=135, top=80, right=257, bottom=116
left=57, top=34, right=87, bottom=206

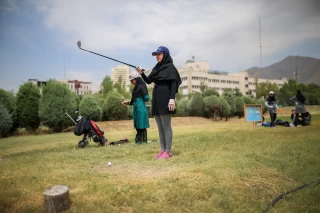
left=43, top=185, right=70, bottom=213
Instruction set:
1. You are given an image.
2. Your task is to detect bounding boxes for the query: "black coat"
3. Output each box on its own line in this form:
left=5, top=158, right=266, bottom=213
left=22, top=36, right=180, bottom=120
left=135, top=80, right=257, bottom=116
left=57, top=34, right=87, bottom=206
left=141, top=54, right=181, bottom=115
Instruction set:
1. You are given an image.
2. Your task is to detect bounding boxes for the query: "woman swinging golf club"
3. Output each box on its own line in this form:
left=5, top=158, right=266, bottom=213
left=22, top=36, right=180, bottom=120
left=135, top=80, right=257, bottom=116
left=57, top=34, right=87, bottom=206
left=136, top=46, right=181, bottom=159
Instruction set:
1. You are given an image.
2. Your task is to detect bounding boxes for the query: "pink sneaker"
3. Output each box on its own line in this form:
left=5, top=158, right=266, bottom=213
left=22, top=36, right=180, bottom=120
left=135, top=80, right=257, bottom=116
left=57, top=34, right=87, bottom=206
left=158, top=151, right=172, bottom=159
left=154, top=151, right=164, bottom=159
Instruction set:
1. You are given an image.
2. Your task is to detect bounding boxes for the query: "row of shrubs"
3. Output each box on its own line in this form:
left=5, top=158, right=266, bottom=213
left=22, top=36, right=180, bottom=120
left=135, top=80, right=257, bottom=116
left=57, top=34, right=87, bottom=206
left=0, top=79, right=268, bottom=137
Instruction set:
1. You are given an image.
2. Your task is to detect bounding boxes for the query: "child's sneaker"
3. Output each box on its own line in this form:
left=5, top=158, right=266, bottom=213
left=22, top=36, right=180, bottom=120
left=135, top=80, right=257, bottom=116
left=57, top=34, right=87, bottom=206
left=154, top=151, right=164, bottom=159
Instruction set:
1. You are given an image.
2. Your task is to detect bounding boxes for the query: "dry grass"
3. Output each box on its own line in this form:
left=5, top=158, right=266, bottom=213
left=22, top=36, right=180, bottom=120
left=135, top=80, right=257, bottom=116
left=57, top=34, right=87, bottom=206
left=0, top=106, right=319, bottom=213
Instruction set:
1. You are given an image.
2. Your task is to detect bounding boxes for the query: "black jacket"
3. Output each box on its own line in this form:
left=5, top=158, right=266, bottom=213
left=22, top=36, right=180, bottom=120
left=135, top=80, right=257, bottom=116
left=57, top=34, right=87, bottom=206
left=141, top=54, right=181, bottom=115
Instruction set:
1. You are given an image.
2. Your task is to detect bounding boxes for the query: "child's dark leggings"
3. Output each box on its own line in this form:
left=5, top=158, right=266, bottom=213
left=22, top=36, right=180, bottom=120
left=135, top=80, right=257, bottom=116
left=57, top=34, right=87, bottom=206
left=136, top=128, right=146, bottom=143
left=270, top=113, right=277, bottom=127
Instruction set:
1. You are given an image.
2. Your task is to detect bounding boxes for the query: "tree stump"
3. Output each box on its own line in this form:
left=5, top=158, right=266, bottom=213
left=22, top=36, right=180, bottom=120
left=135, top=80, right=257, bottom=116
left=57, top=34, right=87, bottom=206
left=43, top=185, right=70, bottom=213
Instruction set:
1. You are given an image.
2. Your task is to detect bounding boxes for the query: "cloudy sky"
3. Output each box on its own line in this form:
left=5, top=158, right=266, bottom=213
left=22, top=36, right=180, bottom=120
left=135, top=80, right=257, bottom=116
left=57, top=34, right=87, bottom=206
left=1, top=0, right=319, bottom=92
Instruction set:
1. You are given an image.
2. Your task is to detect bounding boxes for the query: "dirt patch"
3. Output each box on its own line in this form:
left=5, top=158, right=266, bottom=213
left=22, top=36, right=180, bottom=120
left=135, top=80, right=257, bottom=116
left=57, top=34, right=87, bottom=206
left=94, top=163, right=181, bottom=180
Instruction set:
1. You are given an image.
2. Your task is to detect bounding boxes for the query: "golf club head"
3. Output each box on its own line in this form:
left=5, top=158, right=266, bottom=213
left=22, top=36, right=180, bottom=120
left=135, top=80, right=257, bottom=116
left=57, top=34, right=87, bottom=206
left=77, top=41, right=81, bottom=49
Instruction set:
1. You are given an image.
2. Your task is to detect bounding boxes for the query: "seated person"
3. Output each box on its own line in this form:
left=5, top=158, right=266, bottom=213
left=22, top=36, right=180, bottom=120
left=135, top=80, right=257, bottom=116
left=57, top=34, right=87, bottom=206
left=291, top=109, right=302, bottom=126
left=304, top=112, right=312, bottom=126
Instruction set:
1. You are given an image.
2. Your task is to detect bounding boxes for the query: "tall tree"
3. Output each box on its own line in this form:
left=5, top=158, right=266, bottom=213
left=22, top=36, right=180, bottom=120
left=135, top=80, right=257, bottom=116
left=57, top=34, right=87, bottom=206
left=39, top=80, right=77, bottom=132
left=204, top=95, right=221, bottom=120
left=256, top=81, right=279, bottom=99
left=16, top=82, right=41, bottom=131
left=101, top=76, right=113, bottom=96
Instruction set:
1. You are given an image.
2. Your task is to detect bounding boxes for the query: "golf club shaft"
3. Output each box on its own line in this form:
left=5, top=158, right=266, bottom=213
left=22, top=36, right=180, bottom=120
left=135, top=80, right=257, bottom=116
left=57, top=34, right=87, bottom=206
left=65, top=112, right=77, bottom=125
left=80, top=48, right=137, bottom=68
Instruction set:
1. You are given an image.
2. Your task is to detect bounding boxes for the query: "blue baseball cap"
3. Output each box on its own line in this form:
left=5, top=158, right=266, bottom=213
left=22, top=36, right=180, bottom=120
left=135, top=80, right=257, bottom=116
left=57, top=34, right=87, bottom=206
left=152, top=46, right=170, bottom=56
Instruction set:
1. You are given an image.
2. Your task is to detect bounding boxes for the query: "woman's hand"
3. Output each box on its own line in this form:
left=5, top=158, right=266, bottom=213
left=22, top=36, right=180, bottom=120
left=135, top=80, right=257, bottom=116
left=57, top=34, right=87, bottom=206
left=168, top=99, right=175, bottom=111
left=135, top=67, right=143, bottom=75
left=122, top=101, right=129, bottom=105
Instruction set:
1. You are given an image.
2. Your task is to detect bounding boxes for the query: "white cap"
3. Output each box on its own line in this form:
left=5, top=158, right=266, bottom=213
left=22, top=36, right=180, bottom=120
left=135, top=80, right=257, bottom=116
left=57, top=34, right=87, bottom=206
left=129, top=71, right=140, bottom=80
left=269, top=91, right=274, bottom=94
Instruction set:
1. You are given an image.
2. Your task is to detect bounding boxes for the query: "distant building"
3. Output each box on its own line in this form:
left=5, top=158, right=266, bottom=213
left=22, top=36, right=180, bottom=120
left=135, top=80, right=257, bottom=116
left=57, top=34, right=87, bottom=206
left=111, top=65, right=131, bottom=91
left=28, top=79, right=47, bottom=94
left=28, top=79, right=100, bottom=95
left=91, top=84, right=101, bottom=95
left=178, top=58, right=287, bottom=98
left=61, top=80, right=92, bottom=96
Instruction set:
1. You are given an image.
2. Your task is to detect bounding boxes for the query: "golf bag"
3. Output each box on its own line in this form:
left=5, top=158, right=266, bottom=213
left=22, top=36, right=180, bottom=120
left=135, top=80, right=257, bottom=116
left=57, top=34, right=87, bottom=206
left=74, top=117, right=107, bottom=148
left=64, top=110, right=107, bottom=148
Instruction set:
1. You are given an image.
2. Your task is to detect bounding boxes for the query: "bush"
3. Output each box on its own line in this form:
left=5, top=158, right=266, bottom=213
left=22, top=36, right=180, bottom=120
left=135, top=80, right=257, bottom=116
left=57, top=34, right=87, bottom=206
left=203, top=88, right=220, bottom=98
left=204, top=95, right=221, bottom=120
left=39, top=80, right=77, bottom=132
left=222, top=91, right=236, bottom=115
left=255, top=98, right=268, bottom=114
left=16, top=82, right=41, bottom=131
left=0, top=89, right=19, bottom=134
left=175, top=99, right=188, bottom=117
left=101, top=92, right=127, bottom=121
left=187, top=92, right=205, bottom=117
left=0, top=104, right=12, bottom=137
left=0, top=89, right=15, bottom=113
left=242, top=96, right=255, bottom=104
left=235, top=97, right=245, bottom=118
left=79, top=95, right=101, bottom=121
left=219, top=97, right=231, bottom=120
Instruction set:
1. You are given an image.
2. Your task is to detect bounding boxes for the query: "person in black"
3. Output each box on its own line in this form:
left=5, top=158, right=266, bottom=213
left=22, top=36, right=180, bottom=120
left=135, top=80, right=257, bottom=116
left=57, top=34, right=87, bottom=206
left=290, top=89, right=307, bottom=126
left=136, top=46, right=181, bottom=159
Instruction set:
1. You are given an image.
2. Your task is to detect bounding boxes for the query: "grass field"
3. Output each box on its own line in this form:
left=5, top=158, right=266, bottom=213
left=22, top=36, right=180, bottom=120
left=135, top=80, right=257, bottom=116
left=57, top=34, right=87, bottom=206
left=0, top=106, right=320, bottom=213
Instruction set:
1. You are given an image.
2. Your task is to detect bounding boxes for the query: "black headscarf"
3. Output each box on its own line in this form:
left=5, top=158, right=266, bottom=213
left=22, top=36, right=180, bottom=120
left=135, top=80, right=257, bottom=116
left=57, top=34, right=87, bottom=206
left=296, top=89, right=306, bottom=103
left=149, top=53, right=182, bottom=93
left=132, top=77, right=148, bottom=99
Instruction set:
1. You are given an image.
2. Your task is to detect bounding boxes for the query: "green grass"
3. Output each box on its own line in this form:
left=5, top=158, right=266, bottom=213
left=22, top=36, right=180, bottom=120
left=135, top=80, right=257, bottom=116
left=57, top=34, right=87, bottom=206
left=0, top=110, right=320, bottom=212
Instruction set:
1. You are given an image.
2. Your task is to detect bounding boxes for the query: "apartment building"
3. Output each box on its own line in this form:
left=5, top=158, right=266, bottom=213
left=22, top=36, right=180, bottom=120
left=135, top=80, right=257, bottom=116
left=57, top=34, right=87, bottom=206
left=61, top=80, right=92, bottom=95
left=178, top=59, right=287, bottom=98
left=111, top=65, right=131, bottom=91
left=28, top=79, right=99, bottom=95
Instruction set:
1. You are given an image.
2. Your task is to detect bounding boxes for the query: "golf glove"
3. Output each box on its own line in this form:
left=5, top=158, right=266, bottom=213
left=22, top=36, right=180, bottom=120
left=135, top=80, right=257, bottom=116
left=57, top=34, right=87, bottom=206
left=168, top=99, right=175, bottom=111
left=135, top=67, right=144, bottom=74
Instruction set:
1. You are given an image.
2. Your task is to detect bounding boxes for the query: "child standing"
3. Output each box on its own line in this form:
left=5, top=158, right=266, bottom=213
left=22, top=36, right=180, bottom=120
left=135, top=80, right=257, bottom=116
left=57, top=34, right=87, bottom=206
left=265, top=91, right=278, bottom=127
left=122, top=72, right=150, bottom=144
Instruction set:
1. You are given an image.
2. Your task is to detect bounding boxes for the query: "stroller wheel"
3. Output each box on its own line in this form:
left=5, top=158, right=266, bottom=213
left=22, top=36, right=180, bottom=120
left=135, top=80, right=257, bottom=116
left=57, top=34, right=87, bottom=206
left=78, top=140, right=88, bottom=148
left=99, top=137, right=107, bottom=147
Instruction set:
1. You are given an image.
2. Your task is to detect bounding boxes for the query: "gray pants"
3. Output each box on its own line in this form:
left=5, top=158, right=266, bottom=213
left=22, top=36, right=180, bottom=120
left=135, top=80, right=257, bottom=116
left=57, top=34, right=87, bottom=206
left=154, top=114, right=173, bottom=152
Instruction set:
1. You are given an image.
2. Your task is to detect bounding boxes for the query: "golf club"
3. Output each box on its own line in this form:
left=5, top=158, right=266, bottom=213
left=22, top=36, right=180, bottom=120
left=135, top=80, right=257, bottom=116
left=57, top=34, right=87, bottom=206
left=77, top=41, right=144, bottom=71
left=63, top=109, right=77, bottom=125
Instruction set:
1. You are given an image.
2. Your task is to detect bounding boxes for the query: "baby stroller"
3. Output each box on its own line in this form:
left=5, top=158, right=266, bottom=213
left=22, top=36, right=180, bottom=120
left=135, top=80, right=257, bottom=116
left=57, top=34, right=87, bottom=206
left=64, top=109, right=107, bottom=148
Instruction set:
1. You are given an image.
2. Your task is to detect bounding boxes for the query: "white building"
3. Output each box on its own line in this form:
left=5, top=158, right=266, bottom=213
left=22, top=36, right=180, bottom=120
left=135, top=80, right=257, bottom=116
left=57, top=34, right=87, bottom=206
left=62, top=80, right=92, bottom=96
left=178, top=59, right=287, bottom=98
left=111, top=65, right=131, bottom=91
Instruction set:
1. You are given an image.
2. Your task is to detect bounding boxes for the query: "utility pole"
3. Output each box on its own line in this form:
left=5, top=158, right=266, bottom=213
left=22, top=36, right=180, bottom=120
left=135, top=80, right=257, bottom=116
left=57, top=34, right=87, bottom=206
left=64, top=52, right=66, bottom=82
left=259, top=15, right=263, bottom=79
left=255, top=15, right=263, bottom=98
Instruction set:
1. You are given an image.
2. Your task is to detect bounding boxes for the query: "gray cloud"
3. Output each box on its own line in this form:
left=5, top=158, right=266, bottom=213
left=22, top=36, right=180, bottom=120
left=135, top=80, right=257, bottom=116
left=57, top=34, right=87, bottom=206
left=31, top=0, right=320, bottom=71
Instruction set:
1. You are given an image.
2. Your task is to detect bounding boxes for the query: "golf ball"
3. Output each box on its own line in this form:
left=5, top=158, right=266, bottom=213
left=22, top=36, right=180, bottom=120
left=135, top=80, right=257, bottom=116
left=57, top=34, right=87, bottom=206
left=108, top=162, right=112, bottom=166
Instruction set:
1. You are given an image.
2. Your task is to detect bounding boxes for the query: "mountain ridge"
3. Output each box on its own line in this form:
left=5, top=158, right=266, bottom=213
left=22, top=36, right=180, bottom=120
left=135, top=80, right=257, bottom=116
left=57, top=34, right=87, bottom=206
left=246, top=56, right=320, bottom=85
